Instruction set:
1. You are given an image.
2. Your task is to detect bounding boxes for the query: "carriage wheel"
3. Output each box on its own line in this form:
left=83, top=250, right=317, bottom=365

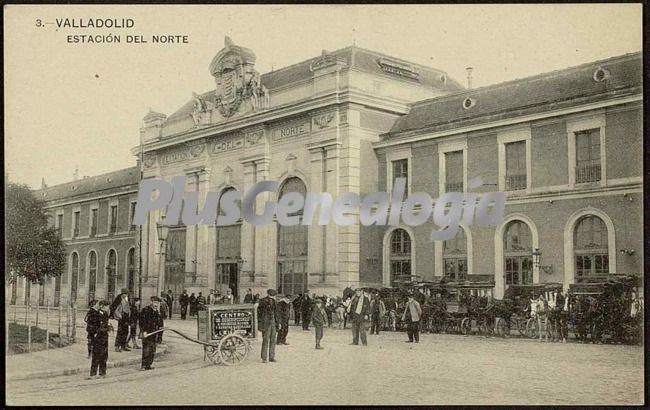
left=218, top=334, right=249, bottom=366
left=495, top=317, right=507, bottom=337
left=460, top=318, right=471, bottom=335
left=204, top=345, right=221, bottom=365
left=516, top=318, right=527, bottom=337
left=525, top=318, right=538, bottom=339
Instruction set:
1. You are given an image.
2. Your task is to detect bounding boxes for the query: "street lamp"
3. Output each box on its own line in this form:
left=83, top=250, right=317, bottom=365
left=156, top=216, right=170, bottom=294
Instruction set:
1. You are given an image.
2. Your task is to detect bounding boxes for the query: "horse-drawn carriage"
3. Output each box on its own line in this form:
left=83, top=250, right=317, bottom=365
left=568, top=274, right=642, bottom=345
left=416, top=279, right=496, bottom=336
left=495, top=282, right=564, bottom=339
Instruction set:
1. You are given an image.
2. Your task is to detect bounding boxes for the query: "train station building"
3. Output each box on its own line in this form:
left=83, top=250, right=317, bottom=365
left=135, top=37, right=464, bottom=302
left=17, top=39, right=642, bottom=307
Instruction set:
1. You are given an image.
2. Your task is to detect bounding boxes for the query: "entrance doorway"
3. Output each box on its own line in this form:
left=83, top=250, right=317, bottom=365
left=215, top=263, right=239, bottom=300
left=165, top=227, right=186, bottom=312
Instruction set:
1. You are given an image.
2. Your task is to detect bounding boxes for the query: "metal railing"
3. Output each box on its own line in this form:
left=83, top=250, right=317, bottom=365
left=505, top=174, right=527, bottom=191
left=576, top=162, right=601, bottom=183
left=445, top=182, right=464, bottom=192
left=6, top=301, right=79, bottom=354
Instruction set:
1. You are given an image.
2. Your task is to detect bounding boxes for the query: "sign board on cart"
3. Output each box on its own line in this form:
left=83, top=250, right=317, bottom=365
left=197, top=304, right=257, bottom=343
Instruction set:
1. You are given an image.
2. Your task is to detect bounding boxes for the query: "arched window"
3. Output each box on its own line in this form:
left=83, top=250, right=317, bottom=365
left=107, top=249, right=117, bottom=301
left=70, top=252, right=80, bottom=302
left=88, top=251, right=97, bottom=302
left=215, top=187, right=242, bottom=299
left=574, top=215, right=609, bottom=277
left=444, top=228, right=467, bottom=281
left=127, top=248, right=136, bottom=295
left=390, top=229, right=411, bottom=286
left=277, top=177, right=308, bottom=295
left=504, top=221, right=533, bottom=285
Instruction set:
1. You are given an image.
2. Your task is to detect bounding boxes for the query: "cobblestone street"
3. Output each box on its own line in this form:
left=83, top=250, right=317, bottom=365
left=7, top=320, right=644, bottom=406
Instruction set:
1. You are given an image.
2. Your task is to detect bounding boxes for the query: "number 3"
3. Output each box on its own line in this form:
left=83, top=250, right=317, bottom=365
left=35, top=19, right=42, bottom=27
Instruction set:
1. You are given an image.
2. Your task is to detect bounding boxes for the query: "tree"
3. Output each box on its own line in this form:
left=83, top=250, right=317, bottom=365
left=5, top=182, right=65, bottom=285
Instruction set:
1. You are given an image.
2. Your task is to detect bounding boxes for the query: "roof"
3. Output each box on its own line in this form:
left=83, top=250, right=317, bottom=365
left=166, top=45, right=464, bottom=122
left=36, top=167, right=139, bottom=203
left=384, top=52, right=643, bottom=138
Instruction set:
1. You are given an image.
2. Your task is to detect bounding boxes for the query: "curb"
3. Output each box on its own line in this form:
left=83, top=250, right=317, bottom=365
left=7, top=344, right=169, bottom=382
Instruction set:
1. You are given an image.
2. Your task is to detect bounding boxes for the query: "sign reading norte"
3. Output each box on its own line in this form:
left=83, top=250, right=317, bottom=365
left=133, top=177, right=506, bottom=240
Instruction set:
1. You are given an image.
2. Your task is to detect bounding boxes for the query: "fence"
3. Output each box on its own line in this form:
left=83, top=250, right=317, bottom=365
left=5, top=300, right=81, bottom=354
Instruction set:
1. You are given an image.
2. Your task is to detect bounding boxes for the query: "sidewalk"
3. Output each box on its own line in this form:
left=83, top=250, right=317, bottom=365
left=6, top=331, right=168, bottom=382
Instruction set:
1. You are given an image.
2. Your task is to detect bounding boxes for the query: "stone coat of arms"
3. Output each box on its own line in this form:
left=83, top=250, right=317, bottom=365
left=208, top=36, right=269, bottom=119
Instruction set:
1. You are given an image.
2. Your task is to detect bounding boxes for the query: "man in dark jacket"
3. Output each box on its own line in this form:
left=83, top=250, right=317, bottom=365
left=369, top=293, right=386, bottom=335
left=311, top=298, right=327, bottom=349
left=140, top=296, right=163, bottom=370
left=165, top=290, right=174, bottom=319
left=189, top=293, right=197, bottom=316
left=292, top=294, right=302, bottom=326
left=276, top=294, right=291, bottom=345
left=243, top=288, right=254, bottom=304
left=127, top=298, right=141, bottom=349
left=179, top=290, right=189, bottom=320
left=347, top=289, right=370, bottom=346
left=257, top=289, right=278, bottom=363
left=86, top=300, right=110, bottom=379
left=300, top=293, right=313, bottom=330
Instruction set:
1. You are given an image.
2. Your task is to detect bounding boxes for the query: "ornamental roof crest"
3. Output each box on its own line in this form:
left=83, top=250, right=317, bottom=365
left=208, top=36, right=268, bottom=118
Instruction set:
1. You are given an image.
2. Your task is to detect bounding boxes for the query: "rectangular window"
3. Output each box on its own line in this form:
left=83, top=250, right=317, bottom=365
left=505, top=141, right=527, bottom=190
left=445, top=151, right=463, bottom=192
left=575, top=129, right=601, bottom=183
left=90, top=208, right=98, bottom=237
left=110, top=205, right=118, bottom=233
left=216, top=225, right=241, bottom=259
left=57, top=214, right=63, bottom=237
left=73, top=211, right=80, bottom=238
left=129, top=202, right=137, bottom=231
left=392, top=159, right=408, bottom=194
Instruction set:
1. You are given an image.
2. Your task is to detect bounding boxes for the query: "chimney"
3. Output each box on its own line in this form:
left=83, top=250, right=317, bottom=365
left=73, top=165, right=79, bottom=181
left=41, top=177, right=47, bottom=189
left=465, top=67, right=474, bottom=89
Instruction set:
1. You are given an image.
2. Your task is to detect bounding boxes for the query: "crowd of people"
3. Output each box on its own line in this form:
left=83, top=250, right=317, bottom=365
left=84, top=288, right=164, bottom=378
left=255, top=287, right=422, bottom=363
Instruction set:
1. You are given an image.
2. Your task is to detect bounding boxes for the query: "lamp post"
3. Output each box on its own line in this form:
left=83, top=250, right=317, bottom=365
left=156, top=216, right=170, bottom=295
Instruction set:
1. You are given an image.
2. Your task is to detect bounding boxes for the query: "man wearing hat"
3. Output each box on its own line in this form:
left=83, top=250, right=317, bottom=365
left=257, top=289, right=278, bottom=363
left=347, top=288, right=370, bottom=346
left=85, top=299, right=110, bottom=379
left=140, top=296, right=164, bottom=370
left=276, top=294, right=292, bottom=345
left=402, top=292, right=422, bottom=343
left=311, top=297, right=327, bottom=349
left=110, top=288, right=131, bottom=352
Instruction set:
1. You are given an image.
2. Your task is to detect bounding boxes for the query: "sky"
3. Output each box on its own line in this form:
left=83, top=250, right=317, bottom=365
left=4, top=4, right=642, bottom=189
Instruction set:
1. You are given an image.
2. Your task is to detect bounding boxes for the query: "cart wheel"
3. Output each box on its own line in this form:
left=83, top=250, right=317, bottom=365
left=526, top=317, right=538, bottom=339
left=460, top=318, right=471, bottom=335
left=516, top=318, right=527, bottom=337
left=495, top=317, right=507, bottom=337
left=204, top=345, right=220, bottom=365
left=218, top=334, right=249, bottom=366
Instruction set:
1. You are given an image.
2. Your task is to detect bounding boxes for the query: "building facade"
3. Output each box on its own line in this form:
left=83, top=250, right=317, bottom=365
left=374, top=52, right=643, bottom=298
left=135, top=37, right=464, bottom=302
left=10, top=168, right=140, bottom=307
